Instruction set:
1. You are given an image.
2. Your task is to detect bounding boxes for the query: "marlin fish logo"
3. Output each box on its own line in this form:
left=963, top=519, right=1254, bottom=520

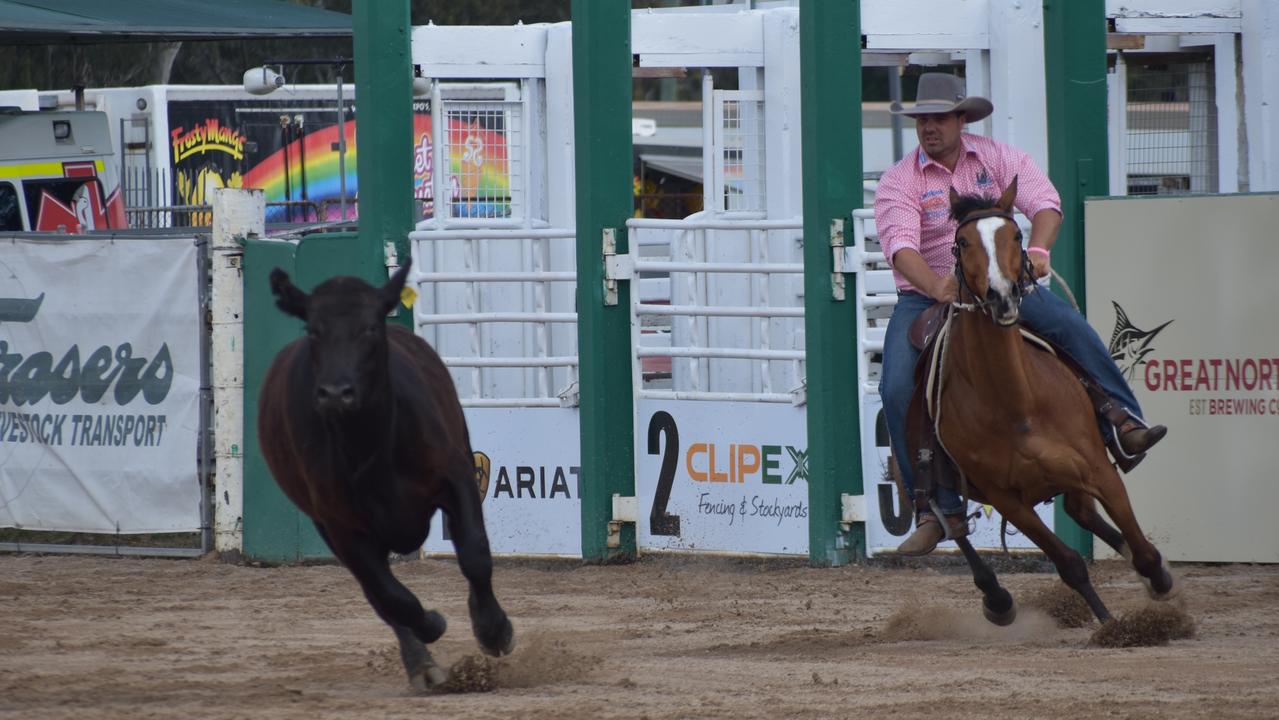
left=1108, top=301, right=1172, bottom=382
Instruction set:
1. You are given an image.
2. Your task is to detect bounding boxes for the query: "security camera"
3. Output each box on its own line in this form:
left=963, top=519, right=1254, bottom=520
left=243, top=67, right=285, bottom=96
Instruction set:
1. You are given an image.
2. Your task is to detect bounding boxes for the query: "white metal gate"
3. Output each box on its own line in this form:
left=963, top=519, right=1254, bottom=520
left=618, top=216, right=812, bottom=555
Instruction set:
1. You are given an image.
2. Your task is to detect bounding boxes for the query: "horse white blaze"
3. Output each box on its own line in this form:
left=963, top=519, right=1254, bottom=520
left=976, top=217, right=1013, bottom=297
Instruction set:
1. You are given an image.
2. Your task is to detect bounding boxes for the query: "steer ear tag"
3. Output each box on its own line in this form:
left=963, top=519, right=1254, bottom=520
left=400, top=285, right=418, bottom=310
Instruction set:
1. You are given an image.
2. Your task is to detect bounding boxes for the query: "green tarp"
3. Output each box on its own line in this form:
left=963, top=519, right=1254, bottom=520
left=0, top=0, right=351, bottom=44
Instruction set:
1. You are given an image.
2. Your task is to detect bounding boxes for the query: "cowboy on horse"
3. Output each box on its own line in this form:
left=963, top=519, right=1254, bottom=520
left=872, top=73, right=1167, bottom=556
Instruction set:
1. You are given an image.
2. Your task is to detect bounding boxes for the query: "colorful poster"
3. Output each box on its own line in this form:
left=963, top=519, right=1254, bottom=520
left=167, top=98, right=346, bottom=224
left=168, top=98, right=515, bottom=225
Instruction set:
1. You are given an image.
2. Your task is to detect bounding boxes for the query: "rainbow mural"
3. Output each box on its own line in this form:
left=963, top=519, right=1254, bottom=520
left=242, top=119, right=362, bottom=222
left=167, top=100, right=517, bottom=226
left=240, top=114, right=514, bottom=223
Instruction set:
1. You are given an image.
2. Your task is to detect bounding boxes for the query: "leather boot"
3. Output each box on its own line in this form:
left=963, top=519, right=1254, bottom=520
left=895, top=512, right=968, bottom=557
left=1118, top=421, right=1167, bottom=456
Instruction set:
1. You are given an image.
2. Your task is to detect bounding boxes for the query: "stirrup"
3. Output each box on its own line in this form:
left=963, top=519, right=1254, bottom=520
left=928, top=499, right=969, bottom=540
left=1099, top=403, right=1157, bottom=473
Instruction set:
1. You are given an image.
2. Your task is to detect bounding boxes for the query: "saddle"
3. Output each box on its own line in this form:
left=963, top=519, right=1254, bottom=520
left=908, top=303, right=948, bottom=352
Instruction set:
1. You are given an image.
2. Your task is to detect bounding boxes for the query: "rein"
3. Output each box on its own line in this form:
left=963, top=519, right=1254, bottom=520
left=950, top=210, right=1035, bottom=316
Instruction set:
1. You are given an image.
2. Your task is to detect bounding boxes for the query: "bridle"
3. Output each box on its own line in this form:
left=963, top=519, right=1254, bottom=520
left=950, top=209, right=1034, bottom=317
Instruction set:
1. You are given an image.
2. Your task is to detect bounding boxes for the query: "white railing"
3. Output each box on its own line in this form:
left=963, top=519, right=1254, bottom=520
left=406, top=212, right=908, bottom=408
left=852, top=208, right=894, bottom=400
left=409, top=226, right=578, bottom=408
left=624, top=215, right=806, bottom=404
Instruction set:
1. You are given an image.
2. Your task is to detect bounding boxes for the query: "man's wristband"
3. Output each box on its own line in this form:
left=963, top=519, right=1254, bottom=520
left=1026, top=246, right=1050, bottom=258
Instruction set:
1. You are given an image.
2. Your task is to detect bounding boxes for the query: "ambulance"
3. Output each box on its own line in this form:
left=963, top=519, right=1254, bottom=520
left=0, top=108, right=127, bottom=233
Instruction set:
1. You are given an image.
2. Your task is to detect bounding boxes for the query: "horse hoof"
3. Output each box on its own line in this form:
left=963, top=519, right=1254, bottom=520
left=478, top=618, right=515, bottom=658
left=425, top=663, right=448, bottom=686
left=408, top=662, right=449, bottom=692
left=1141, top=558, right=1180, bottom=601
left=983, top=597, right=1018, bottom=626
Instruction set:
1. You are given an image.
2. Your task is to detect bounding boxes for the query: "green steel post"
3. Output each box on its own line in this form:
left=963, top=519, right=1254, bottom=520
left=353, top=0, right=415, bottom=323
left=1043, top=0, right=1108, bottom=558
left=800, top=0, right=864, bottom=565
left=571, top=0, right=636, bottom=562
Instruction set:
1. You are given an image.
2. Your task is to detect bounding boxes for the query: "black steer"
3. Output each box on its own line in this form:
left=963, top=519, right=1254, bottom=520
left=258, top=259, right=514, bottom=690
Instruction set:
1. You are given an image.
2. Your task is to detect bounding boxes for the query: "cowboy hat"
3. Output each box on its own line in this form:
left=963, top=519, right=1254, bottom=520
left=889, top=72, right=993, bottom=123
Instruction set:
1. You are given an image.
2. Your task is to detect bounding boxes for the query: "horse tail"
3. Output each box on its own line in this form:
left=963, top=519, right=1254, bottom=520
left=1000, top=516, right=1010, bottom=556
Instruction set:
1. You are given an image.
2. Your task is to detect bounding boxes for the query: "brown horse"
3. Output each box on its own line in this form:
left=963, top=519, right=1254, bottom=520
left=259, top=259, right=514, bottom=689
left=912, top=179, right=1176, bottom=625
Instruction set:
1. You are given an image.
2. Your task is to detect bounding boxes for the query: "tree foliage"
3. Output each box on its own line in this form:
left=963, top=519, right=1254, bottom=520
left=0, top=0, right=583, bottom=92
left=0, top=1, right=747, bottom=92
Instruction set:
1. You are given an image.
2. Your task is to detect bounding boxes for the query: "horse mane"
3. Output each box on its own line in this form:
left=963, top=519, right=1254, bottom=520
left=949, top=193, right=1001, bottom=223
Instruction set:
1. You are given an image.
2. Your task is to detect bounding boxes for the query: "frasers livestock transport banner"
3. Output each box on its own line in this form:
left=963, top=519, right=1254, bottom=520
left=0, top=237, right=200, bottom=533
left=424, top=407, right=582, bottom=557
left=1086, top=193, right=1279, bottom=563
left=636, top=400, right=809, bottom=555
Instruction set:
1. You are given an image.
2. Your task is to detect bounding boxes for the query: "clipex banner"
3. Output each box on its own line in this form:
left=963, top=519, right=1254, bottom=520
left=0, top=237, right=201, bottom=534
left=635, top=400, right=811, bottom=555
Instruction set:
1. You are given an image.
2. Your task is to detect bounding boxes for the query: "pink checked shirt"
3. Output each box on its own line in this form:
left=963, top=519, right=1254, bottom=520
left=874, top=133, right=1061, bottom=292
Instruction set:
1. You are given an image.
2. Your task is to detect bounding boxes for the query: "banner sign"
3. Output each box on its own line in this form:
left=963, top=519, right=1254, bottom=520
left=1085, top=193, right=1279, bottom=563
left=424, top=407, right=582, bottom=557
left=635, top=400, right=810, bottom=555
left=0, top=237, right=201, bottom=533
left=425, top=391, right=1061, bottom=558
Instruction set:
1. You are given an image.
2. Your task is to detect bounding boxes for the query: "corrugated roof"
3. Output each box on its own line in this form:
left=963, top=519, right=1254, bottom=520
left=0, top=0, right=351, bottom=44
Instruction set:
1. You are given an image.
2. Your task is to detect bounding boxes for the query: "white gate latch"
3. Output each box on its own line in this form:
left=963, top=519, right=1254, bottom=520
left=829, top=218, right=848, bottom=300
left=840, top=493, right=867, bottom=531
left=608, top=494, right=638, bottom=548
left=602, top=228, right=634, bottom=306
left=831, top=217, right=871, bottom=301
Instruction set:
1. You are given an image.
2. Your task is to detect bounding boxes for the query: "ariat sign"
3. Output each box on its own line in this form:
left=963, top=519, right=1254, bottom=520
left=488, top=463, right=579, bottom=499
left=0, top=237, right=201, bottom=535
left=423, top=407, right=584, bottom=557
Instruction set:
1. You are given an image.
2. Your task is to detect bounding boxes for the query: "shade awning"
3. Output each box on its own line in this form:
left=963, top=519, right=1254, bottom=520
left=639, top=153, right=704, bottom=184
left=0, top=0, right=352, bottom=44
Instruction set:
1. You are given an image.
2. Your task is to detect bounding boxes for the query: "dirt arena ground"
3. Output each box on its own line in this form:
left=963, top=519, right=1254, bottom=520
left=0, top=552, right=1275, bottom=720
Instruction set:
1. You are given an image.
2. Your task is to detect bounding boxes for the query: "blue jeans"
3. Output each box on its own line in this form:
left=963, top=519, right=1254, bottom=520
left=879, top=287, right=1145, bottom=515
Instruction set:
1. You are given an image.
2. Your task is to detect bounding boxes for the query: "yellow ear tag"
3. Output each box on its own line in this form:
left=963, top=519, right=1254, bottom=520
left=400, top=285, right=418, bottom=308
